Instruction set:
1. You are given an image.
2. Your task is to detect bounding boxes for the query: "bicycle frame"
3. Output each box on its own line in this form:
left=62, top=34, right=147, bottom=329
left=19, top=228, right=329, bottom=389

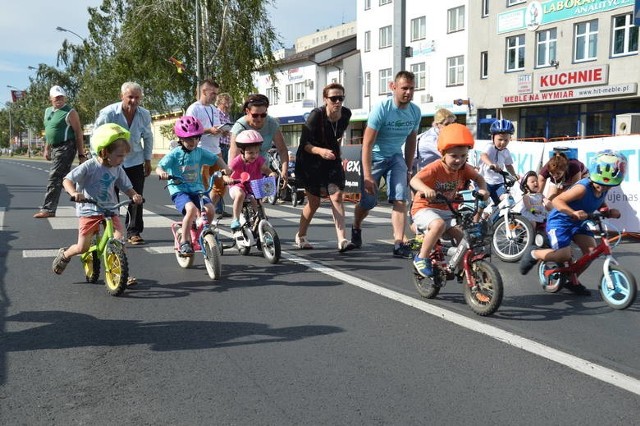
left=80, top=199, right=130, bottom=262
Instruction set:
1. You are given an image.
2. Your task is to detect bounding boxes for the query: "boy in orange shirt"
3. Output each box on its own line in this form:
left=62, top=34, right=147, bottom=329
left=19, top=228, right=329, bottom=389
left=409, top=124, right=489, bottom=277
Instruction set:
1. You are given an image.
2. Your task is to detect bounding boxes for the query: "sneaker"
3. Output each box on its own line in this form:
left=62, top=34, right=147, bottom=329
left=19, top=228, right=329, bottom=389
left=295, top=233, right=313, bottom=249
left=179, top=241, right=194, bottom=256
left=351, top=227, right=362, bottom=248
left=519, top=247, right=538, bottom=275
left=230, top=219, right=241, bottom=230
left=393, top=243, right=413, bottom=259
left=413, top=256, right=433, bottom=278
left=127, top=235, right=145, bottom=245
left=52, top=247, right=70, bottom=274
left=566, top=283, right=591, bottom=296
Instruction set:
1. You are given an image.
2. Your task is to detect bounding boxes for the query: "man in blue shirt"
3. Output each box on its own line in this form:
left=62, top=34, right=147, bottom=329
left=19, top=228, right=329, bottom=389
left=351, top=71, right=421, bottom=258
left=95, top=82, right=154, bottom=245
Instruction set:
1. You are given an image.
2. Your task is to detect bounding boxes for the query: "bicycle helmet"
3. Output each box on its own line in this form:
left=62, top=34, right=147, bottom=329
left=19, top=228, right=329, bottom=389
left=437, top=123, right=474, bottom=154
left=235, top=129, right=264, bottom=149
left=519, top=170, right=538, bottom=194
left=589, top=150, right=627, bottom=186
left=91, top=123, right=130, bottom=153
left=490, top=119, right=515, bottom=135
left=174, top=115, right=204, bottom=138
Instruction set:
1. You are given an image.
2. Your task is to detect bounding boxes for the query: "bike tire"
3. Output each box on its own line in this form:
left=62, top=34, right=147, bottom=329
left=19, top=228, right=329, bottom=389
left=292, top=190, right=299, bottom=207
left=413, top=271, right=441, bottom=299
left=492, top=214, right=534, bottom=262
left=265, top=176, right=279, bottom=205
left=203, top=234, right=222, bottom=280
left=599, top=264, right=637, bottom=310
left=463, top=260, right=503, bottom=316
left=537, top=261, right=564, bottom=293
left=174, top=228, right=194, bottom=269
left=82, top=250, right=100, bottom=283
left=261, top=223, right=281, bottom=264
left=103, top=241, right=128, bottom=296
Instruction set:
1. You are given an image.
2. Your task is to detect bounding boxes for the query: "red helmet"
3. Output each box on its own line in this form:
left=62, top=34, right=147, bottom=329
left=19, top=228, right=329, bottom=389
left=437, top=123, right=474, bottom=154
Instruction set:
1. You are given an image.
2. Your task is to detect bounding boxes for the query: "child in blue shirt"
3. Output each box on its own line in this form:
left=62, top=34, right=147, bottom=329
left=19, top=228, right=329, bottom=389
left=519, top=150, right=627, bottom=296
left=156, top=116, right=231, bottom=255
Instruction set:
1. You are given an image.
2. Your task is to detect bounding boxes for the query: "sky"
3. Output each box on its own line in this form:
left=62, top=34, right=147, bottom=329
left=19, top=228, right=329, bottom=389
left=0, top=0, right=356, bottom=106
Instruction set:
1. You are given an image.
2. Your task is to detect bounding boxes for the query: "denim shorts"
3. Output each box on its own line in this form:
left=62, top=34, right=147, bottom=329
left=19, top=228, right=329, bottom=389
left=359, top=153, right=408, bottom=210
left=487, top=183, right=507, bottom=206
left=172, top=192, right=211, bottom=215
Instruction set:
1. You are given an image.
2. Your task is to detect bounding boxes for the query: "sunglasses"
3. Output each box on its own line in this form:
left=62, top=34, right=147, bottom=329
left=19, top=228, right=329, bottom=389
left=250, top=112, right=268, bottom=118
left=327, top=95, right=345, bottom=103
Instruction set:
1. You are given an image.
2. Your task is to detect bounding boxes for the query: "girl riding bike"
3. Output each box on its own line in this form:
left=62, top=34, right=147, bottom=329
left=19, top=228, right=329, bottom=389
left=156, top=116, right=231, bottom=256
left=52, top=123, right=142, bottom=277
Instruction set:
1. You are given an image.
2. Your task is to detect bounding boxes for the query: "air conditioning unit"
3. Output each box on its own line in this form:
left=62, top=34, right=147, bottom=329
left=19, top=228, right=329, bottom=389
left=616, top=113, right=640, bottom=135
left=420, top=94, right=433, bottom=103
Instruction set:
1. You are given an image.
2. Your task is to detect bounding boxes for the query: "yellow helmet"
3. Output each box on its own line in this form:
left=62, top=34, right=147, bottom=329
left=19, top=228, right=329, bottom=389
left=91, top=123, right=130, bottom=153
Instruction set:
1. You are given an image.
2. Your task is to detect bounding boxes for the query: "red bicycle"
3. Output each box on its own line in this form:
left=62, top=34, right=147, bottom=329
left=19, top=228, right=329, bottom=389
left=537, top=209, right=637, bottom=310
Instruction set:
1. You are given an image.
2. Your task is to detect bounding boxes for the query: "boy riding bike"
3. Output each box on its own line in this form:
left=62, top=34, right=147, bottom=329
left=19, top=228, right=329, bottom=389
left=156, top=116, right=232, bottom=256
left=519, top=150, right=627, bottom=296
left=52, top=123, right=143, bottom=275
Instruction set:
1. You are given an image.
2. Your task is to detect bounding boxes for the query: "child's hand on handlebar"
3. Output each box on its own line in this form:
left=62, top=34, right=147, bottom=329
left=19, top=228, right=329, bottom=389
left=422, top=188, right=437, bottom=200
left=222, top=175, right=234, bottom=185
left=131, top=193, right=143, bottom=205
left=72, top=192, right=85, bottom=202
left=158, top=171, right=169, bottom=180
left=269, top=171, right=278, bottom=178
left=477, top=189, right=490, bottom=201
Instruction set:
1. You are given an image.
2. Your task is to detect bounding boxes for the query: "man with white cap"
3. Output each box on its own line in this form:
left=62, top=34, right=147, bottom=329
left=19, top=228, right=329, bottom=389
left=34, top=85, right=87, bottom=218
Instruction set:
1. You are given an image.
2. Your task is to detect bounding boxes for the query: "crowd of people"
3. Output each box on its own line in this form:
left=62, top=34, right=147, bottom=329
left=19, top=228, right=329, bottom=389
left=38, top=72, right=629, bottom=299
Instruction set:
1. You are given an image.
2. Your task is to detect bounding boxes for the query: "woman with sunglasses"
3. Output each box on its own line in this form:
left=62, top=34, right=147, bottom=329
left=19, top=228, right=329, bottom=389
left=293, top=83, right=356, bottom=252
left=229, top=94, right=289, bottom=181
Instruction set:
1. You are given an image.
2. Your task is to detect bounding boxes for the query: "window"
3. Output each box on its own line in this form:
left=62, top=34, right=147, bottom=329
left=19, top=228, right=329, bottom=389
left=448, top=6, right=465, bottom=33
left=379, top=26, right=392, bottom=48
left=294, top=82, right=305, bottom=101
left=481, top=0, right=489, bottom=18
left=364, top=31, right=371, bottom=52
left=410, top=63, right=426, bottom=90
left=612, top=14, right=638, bottom=56
left=285, top=84, right=293, bottom=103
left=507, top=0, right=526, bottom=5
left=364, top=71, right=371, bottom=97
left=480, top=51, right=488, bottom=79
left=536, top=28, right=557, bottom=67
left=411, top=16, right=426, bottom=41
left=364, top=0, right=371, bottom=10
left=506, top=34, right=525, bottom=71
left=379, top=0, right=391, bottom=5
left=574, top=19, right=598, bottom=62
left=266, top=87, right=279, bottom=105
left=447, top=56, right=464, bottom=86
left=379, top=68, right=392, bottom=94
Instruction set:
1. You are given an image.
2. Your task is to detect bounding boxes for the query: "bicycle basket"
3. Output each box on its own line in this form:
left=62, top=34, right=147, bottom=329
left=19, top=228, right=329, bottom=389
left=250, top=176, right=277, bottom=199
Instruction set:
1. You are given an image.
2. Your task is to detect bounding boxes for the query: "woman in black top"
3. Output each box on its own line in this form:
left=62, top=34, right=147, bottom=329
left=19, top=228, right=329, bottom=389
left=294, top=83, right=355, bottom=252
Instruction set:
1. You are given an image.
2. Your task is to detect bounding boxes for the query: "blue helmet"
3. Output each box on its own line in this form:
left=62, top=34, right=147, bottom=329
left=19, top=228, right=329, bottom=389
left=490, top=119, right=515, bottom=135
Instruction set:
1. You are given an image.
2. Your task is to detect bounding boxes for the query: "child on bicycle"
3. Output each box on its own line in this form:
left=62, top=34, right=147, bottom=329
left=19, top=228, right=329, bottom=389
left=409, top=123, right=489, bottom=278
left=156, top=116, right=232, bottom=256
left=52, top=123, right=143, bottom=275
left=476, top=119, right=517, bottom=219
left=227, top=130, right=277, bottom=231
left=519, top=170, right=550, bottom=225
left=520, top=150, right=626, bottom=296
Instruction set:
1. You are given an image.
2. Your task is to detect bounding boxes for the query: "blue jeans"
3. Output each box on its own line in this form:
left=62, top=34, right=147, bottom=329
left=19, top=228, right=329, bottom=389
left=359, top=153, right=409, bottom=211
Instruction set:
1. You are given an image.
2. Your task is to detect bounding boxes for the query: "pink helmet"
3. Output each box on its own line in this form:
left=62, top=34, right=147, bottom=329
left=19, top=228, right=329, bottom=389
left=174, top=116, right=204, bottom=138
left=235, top=129, right=264, bottom=148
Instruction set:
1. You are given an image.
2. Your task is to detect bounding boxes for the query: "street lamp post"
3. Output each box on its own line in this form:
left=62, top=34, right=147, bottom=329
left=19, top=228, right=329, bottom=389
left=56, top=26, right=85, bottom=42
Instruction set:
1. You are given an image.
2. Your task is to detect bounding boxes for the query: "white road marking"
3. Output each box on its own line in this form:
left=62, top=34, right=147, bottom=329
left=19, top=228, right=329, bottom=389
left=284, top=251, right=640, bottom=397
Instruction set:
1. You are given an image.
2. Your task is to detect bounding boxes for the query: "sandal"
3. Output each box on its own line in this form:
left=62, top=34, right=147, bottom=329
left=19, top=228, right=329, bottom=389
left=179, top=241, right=194, bottom=256
left=338, top=239, right=356, bottom=253
left=295, top=233, right=313, bottom=249
left=52, top=248, right=70, bottom=274
left=126, top=276, right=138, bottom=286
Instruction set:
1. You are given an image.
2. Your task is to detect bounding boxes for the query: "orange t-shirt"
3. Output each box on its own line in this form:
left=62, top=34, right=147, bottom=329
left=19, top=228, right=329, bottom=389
left=411, top=161, right=477, bottom=216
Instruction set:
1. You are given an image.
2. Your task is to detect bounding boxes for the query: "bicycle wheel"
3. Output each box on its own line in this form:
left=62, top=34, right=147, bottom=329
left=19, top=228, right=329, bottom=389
left=82, top=250, right=100, bottom=283
left=492, top=215, right=534, bottom=262
left=265, top=176, right=279, bottom=205
left=202, top=234, right=222, bottom=280
left=599, top=265, right=637, bottom=310
left=261, top=223, right=281, bottom=264
left=412, top=268, right=441, bottom=299
left=292, top=189, right=299, bottom=207
left=175, top=228, right=194, bottom=269
left=464, top=260, right=503, bottom=316
left=537, top=262, right=564, bottom=293
left=103, top=240, right=128, bottom=296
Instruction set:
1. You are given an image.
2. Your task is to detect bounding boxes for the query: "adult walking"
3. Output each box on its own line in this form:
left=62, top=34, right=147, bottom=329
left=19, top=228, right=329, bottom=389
left=351, top=71, right=421, bottom=258
left=34, top=85, right=87, bottom=218
left=215, top=92, right=234, bottom=163
left=294, top=83, right=355, bottom=252
left=95, top=82, right=153, bottom=245
left=229, top=94, right=288, bottom=179
left=413, top=108, right=456, bottom=173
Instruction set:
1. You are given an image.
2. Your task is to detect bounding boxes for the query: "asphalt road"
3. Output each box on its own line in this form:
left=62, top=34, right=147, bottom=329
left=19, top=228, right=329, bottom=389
left=1, top=158, right=640, bottom=425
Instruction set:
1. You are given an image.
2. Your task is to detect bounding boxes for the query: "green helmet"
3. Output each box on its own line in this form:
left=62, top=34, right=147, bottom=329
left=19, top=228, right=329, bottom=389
left=91, top=123, right=130, bottom=153
left=589, top=150, right=627, bottom=187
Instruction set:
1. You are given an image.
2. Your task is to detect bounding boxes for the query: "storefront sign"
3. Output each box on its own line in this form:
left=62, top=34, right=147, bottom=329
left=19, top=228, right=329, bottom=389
left=498, top=0, right=635, bottom=33
left=538, top=65, right=608, bottom=90
left=503, top=82, right=637, bottom=104
left=518, top=74, right=534, bottom=94
left=287, top=67, right=304, bottom=81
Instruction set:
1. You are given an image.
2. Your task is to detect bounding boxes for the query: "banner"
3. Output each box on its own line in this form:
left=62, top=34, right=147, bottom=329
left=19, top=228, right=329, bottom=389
left=9, top=90, right=25, bottom=102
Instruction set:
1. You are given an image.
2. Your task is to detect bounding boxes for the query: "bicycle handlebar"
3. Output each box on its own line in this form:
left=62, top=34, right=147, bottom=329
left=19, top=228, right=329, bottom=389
left=489, top=167, right=517, bottom=188
left=70, top=197, right=141, bottom=210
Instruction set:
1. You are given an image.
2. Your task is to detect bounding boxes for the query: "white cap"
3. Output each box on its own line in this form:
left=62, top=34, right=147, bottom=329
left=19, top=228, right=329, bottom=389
left=49, top=85, right=67, bottom=97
